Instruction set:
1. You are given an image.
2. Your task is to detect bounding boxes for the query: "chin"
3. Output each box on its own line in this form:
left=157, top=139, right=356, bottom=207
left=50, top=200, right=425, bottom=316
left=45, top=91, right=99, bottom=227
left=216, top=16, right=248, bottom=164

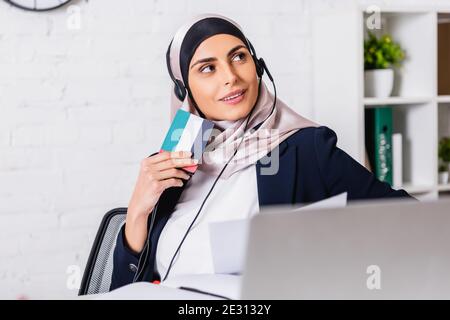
left=222, top=105, right=253, bottom=121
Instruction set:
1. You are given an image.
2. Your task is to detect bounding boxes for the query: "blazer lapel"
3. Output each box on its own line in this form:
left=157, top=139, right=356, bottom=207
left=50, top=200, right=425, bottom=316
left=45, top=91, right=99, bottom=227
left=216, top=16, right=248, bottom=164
left=256, top=140, right=297, bottom=206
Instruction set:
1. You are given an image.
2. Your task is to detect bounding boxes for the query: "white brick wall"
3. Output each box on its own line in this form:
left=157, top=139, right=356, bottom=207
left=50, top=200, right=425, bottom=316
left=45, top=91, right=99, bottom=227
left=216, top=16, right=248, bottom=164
left=0, top=0, right=316, bottom=299
left=2, top=0, right=440, bottom=299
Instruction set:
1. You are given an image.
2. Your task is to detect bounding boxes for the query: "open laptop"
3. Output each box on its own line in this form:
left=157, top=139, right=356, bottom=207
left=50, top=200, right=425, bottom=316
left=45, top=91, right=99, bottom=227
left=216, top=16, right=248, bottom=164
left=239, top=197, right=450, bottom=299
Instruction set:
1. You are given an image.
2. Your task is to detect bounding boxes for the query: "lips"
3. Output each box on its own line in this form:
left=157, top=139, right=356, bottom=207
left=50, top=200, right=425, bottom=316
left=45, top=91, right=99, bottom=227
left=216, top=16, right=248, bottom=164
left=219, top=89, right=246, bottom=101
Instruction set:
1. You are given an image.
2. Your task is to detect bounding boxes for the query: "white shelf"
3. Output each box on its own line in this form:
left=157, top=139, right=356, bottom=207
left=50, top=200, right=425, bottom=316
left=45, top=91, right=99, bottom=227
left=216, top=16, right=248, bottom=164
left=437, top=95, right=450, bottom=103
left=438, top=184, right=450, bottom=191
left=364, top=97, right=432, bottom=106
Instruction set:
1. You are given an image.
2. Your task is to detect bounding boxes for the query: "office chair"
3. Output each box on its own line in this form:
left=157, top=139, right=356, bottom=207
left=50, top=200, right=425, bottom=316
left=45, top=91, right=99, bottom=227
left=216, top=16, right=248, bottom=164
left=78, top=207, right=127, bottom=296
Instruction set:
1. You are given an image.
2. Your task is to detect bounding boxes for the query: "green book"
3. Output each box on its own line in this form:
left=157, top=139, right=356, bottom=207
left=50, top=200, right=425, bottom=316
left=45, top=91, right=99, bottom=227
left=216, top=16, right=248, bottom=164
left=365, top=107, right=393, bottom=186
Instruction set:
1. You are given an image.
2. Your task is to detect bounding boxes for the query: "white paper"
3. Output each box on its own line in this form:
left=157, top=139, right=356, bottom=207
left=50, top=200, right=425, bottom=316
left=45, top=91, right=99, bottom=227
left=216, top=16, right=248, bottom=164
left=161, top=274, right=241, bottom=300
left=90, top=282, right=220, bottom=300
left=88, top=274, right=240, bottom=300
left=292, top=192, right=347, bottom=211
left=209, top=219, right=250, bottom=275
left=209, top=192, right=348, bottom=274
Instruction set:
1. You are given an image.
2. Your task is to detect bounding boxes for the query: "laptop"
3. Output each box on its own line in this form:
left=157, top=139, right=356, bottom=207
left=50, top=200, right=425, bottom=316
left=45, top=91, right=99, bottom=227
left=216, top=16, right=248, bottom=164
left=239, top=197, right=450, bottom=299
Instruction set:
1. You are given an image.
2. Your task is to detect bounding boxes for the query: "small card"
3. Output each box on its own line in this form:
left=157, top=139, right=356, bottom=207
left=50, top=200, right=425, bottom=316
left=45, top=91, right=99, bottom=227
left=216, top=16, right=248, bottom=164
left=160, top=109, right=214, bottom=174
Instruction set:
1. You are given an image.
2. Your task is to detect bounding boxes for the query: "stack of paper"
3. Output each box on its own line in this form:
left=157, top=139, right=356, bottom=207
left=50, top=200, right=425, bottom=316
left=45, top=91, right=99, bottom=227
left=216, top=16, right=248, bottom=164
left=208, top=192, right=348, bottom=275
left=91, top=274, right=241, bottom=300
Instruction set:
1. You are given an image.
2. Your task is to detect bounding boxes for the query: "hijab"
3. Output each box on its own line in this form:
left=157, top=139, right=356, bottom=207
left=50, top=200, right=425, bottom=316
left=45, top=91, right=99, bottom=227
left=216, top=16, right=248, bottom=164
left=167, top=13, right=319, bottom=179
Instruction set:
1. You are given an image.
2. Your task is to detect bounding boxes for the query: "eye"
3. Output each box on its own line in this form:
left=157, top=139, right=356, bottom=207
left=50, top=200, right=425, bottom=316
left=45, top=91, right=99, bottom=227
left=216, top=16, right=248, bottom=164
left=198, top=52, right=247, bottom=74
left=199, top=64, right=215, bottom=73
left=232, top=52, right=247, bottom=62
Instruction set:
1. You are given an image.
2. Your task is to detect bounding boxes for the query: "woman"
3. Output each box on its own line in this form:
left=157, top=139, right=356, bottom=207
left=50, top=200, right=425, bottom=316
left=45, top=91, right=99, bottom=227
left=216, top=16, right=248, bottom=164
left=110, top=13, right=414, bottom=290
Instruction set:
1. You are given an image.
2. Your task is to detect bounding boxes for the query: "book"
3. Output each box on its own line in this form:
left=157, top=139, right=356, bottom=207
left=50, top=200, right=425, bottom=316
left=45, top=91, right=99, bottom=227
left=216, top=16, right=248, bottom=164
left=365, top=107, right=393, bottom=186
left=438, top=21, right=450, bottom=95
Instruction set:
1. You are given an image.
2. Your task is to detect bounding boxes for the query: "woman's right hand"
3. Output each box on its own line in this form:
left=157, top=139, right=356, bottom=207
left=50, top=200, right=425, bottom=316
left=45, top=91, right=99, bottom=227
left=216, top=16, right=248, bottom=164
left=124, top=150, right=198, bottom=254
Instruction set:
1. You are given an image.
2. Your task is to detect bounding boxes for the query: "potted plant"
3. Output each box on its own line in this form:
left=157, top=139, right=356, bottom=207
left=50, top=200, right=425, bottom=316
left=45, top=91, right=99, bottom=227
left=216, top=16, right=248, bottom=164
left=438, top=163, right=448, bottom=185
left=364, top=32, right=406, bottom=98
left=438, top=137, right=450, bottom=184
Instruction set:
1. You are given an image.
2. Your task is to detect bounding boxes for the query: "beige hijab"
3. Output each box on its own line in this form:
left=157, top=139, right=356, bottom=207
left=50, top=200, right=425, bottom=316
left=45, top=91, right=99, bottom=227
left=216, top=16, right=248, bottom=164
left=168, top=13, right=319, bottom=179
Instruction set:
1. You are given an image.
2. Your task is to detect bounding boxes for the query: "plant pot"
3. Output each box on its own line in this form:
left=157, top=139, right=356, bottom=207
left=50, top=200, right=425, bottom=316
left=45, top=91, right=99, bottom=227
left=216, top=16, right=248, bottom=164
left=439, top=171, right=449, bottom=185
left=364, top=69, right=394, bottom=98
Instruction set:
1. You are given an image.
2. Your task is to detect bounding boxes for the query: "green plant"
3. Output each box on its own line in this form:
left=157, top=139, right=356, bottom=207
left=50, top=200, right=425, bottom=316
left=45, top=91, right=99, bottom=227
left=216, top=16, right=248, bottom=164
left=364, top=32, right=406, bottom=70
left=439, top=137, right=450, bottom=165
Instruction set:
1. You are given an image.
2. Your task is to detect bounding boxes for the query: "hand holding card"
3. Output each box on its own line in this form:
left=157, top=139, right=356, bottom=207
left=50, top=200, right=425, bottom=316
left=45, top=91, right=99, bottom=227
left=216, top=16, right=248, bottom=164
left=124, top=110, right=213, bottom=253
left=125, top=149, right=198, bottom=253
left=160, top=109, right=214, bottom=174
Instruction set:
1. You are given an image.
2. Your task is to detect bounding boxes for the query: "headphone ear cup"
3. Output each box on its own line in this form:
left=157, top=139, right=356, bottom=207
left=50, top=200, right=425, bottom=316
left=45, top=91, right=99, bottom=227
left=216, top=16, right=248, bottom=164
left=255, top=57, right=264, bottom=78
left=174, top=79, right=186, bottom=101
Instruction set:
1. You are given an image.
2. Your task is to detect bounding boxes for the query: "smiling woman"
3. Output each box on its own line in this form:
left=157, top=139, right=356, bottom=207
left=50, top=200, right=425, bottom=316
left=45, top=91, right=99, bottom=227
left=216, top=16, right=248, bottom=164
left=109, top=13, right=415, bottom=292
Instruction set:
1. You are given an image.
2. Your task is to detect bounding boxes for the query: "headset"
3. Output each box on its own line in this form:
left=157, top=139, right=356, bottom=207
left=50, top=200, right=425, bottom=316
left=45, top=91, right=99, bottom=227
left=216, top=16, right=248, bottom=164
left=132, top=35, right=277, bottom=283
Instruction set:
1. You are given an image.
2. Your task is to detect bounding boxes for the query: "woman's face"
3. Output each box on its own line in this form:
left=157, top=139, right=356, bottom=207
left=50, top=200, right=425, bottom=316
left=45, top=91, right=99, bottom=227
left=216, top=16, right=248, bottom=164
left=188, top=34, right=259, bottom=121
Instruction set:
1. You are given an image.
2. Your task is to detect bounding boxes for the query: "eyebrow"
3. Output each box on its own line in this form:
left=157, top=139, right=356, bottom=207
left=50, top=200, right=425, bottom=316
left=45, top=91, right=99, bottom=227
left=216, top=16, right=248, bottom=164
left=190, top=44, right=247, bottom=70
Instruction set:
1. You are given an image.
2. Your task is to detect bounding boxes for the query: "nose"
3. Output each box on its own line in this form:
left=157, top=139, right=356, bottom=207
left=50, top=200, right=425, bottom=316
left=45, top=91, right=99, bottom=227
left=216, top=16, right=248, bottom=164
left=221, top=63, right=238, bottom=86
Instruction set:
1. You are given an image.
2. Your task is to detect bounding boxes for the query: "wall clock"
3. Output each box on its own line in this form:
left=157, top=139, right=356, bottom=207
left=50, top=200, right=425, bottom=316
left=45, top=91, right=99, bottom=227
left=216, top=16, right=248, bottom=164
left=4, top=0, right=73, bottom=11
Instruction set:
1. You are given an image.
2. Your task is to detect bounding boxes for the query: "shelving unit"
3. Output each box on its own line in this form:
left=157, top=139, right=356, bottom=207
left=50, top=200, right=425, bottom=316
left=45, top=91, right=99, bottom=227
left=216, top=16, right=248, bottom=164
left=436, top=11, right=450, bottom=200
left=312, top=5, right=450, bottom=201
left=363, top=97, right=432, bottom=107
left=437, top=96, right=450, bottom=103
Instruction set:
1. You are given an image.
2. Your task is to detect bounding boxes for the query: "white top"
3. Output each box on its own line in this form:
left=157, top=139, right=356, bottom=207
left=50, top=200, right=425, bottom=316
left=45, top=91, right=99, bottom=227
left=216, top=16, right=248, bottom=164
left=155, top=164, right=260, bottom=280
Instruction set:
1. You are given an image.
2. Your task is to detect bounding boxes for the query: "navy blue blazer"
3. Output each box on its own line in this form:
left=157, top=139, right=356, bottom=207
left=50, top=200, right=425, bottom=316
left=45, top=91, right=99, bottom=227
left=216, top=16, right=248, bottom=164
left=110, top=126, right=414, bottom=290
